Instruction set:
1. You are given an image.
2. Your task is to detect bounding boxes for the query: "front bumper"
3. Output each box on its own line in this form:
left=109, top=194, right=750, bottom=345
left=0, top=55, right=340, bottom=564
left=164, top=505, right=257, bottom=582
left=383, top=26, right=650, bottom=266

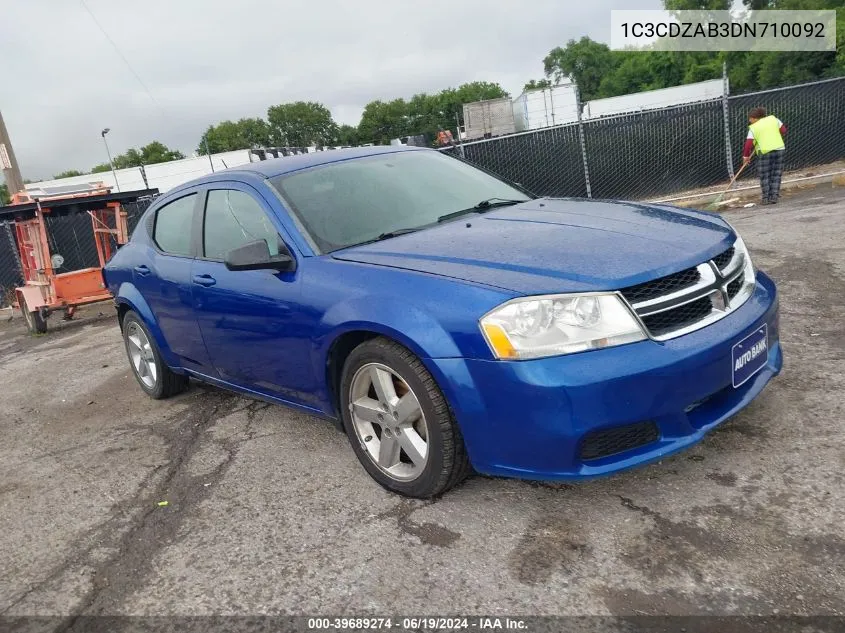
left=428, top=271, right=782, bottom=480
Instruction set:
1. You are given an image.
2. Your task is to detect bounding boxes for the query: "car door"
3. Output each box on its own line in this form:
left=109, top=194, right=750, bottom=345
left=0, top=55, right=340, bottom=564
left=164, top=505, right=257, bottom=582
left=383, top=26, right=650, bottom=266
left=134, top=191, right=211, bottom=371
left=190, top=183, right=316, bottom=406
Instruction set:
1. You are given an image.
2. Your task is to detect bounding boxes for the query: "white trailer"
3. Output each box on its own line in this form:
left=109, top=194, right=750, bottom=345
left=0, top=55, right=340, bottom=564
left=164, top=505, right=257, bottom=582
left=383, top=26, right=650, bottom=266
left=512, top=83, right=580, bottom=132
left=462, top=97, right=516, bottom=140
left=582, top=78, right=726, bottom=119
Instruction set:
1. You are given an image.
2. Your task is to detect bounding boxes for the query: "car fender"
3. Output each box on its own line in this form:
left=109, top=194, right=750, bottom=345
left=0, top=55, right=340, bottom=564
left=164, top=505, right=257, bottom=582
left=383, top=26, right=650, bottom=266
left=314, top=294, right=464, bottom=390
left=114, top=282, right=180, bottom=367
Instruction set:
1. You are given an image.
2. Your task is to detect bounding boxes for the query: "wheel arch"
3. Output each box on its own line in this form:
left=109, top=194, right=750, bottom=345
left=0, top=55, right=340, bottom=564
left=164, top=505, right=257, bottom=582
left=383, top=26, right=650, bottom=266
left=325, top=327, right=473, bottom=497
left=316, top=296, right=465, bottom=418
left=321, top=322, right=456, bottom=421
left=114, top=282, right=179, bottom=367
left=325, top=330, right=380, bottom=423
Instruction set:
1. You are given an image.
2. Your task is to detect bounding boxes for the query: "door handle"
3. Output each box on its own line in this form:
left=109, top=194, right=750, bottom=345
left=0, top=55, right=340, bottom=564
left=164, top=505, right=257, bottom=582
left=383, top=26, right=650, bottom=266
left=192, top=274, right=217, bottom=287
left=134, top=265, right=151, bottom=276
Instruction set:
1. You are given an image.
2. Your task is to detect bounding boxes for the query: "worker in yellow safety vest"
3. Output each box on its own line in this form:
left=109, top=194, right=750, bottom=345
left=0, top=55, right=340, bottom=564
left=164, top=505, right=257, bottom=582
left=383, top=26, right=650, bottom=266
left=742, top=107, right=787, bottom=205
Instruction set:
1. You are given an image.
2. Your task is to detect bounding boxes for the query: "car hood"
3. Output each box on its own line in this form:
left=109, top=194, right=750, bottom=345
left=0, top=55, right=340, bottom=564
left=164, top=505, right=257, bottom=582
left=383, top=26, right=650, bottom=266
left=331, top=198, right=734, bottom=295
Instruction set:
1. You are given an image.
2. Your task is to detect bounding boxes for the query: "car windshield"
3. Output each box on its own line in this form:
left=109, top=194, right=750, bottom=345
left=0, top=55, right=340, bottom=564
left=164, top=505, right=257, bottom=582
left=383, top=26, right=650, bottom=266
left=267, top=151, right=531, bottom=253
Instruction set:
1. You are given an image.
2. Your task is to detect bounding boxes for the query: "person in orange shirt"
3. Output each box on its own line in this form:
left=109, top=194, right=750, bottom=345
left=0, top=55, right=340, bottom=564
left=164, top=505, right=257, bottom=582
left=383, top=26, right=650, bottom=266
left=436, top=127, right=454, bottom=147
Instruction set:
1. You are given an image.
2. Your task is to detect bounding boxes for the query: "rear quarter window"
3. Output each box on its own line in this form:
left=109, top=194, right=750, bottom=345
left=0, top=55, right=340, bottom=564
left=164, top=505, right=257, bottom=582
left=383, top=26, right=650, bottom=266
left=153, top=194, right=197, bottom=256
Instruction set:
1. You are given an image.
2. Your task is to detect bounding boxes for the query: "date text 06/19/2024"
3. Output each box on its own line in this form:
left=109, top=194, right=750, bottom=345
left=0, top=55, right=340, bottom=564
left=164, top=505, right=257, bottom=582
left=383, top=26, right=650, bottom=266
left=307, top=617, right=528, bottom=630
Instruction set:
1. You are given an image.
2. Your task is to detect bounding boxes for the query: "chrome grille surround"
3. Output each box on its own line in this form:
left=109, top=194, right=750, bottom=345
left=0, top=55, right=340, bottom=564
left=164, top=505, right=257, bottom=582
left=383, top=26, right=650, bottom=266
left=620, top=241, right=755, bottom=341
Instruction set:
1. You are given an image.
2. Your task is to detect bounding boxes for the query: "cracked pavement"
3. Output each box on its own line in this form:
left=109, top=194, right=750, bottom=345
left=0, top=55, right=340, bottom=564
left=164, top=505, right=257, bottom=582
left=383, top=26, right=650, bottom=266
left=1, top=186, right=844, bottom=624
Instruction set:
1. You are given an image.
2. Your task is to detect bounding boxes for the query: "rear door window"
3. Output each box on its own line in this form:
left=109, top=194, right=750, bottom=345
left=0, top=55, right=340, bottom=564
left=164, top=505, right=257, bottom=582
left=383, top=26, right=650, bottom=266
left=153, top=194, right=197, bottom=257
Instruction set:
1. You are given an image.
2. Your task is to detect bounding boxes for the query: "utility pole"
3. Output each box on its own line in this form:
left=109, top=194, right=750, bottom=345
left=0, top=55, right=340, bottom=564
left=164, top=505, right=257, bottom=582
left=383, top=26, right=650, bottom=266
left=721, top=61, right=734, bottom=180
left=101, top=128, right=120, bottom=192
left=0, top=110, right=25, bottom=196
left=203, top=137, right=215, bottom=173
left=455, top=112, right=465, bottom=159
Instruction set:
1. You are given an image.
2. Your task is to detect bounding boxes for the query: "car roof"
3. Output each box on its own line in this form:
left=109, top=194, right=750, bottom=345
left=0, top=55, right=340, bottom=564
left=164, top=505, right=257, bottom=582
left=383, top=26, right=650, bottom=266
left=249, top=145, right=431, bottom=177
left=162, top=145, right=433, bottom=198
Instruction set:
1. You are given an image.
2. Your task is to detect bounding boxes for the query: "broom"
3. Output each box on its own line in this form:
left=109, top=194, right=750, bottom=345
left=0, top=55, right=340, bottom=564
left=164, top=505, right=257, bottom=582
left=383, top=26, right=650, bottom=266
left=706, top=157, right=752, bottom=210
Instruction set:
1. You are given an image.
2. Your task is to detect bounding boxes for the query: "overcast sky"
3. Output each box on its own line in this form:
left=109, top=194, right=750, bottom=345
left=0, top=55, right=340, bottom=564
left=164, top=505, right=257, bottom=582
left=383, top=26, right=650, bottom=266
left=1, top=0, right=661, bottom=181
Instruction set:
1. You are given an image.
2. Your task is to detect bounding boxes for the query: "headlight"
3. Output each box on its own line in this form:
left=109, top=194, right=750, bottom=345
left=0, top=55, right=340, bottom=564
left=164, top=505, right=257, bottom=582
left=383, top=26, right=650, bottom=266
left=725, top=223, right=756, bottom=293
left=480, top=294, right=646, bottom=360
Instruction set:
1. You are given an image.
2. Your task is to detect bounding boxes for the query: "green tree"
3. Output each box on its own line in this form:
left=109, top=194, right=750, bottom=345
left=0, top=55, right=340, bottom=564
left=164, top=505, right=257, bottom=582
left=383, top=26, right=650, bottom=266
left=663, top=0, right=730, bottom=8
left=336, top=124, right=362, bottom=146
left=418, top=82, right=509, bottom=139
left=267, top=101, right=338, bottom=147
left=139, top=142, right=185, bottom=165
left=442, top=82, right=510, bottom=125
left=0, top=182, right=9, bottom=205
left=357, top=99, right=411, bottom=144
left=543, top=37, right=620, bottom=100
left=198, top=121, right=240, bottom=153
left=53, top=169, right=85, bottom=179
left=236, top=117, right=271, bottom=148
left=198, top=117, right=271, bottom=153
left=539, top=0, right=843, bottom=102
left=731, top=0, right=845, bottom=87
left=89, top=141, right=184, bottom=173
left=454, top=81, right=510, bottom=102
left=112, top=148, right=142, bottom=169
left=356, top=81, right=509, bottom=144
left=523, top=79, right=552, bottom=92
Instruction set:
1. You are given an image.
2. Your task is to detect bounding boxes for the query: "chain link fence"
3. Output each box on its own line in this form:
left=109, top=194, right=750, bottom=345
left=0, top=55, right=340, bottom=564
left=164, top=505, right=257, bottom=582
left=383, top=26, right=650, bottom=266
left=443, top=122, right=588, bottom=197
left=583, top=98, right=728, bottom=200
left=0, top=222, right=22, bottom=306
left=445, top=76, right=845, bottom=202
left=0, top=198, right=154, bottom=308
left=729, top=77, right=845, bottom=184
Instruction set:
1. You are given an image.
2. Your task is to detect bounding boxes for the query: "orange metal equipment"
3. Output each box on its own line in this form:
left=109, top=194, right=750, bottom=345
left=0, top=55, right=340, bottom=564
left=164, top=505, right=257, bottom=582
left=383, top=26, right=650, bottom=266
left=3, top=183, right=158, bottom=333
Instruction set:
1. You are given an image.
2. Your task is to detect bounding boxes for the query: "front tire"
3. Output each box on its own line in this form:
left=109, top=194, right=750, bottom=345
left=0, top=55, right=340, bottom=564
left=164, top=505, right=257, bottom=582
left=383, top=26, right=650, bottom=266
left=122, top=310, right=188, bottom=399
left=340, top=337, right=471, bottom=498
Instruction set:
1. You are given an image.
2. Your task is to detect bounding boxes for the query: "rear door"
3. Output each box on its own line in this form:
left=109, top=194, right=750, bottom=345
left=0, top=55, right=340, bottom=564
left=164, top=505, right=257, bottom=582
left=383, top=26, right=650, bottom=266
left=190, top=183, right=316, bottom=406
left=133, top=191, right=211, bottom=371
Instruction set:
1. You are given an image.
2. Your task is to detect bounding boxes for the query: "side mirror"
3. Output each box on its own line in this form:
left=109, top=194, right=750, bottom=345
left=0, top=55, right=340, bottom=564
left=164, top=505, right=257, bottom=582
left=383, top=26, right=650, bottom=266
left=224, top=239, right=296, bottom=272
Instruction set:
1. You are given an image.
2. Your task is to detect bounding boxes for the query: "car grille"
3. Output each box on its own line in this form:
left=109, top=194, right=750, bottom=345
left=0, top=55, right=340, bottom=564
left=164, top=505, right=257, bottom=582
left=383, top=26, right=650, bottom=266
left=620, top=243, right=753, bottom=340
left=712, top=246, right=735, bottom=272
left=620, top=266, right=701, bottom=304
left=579, top=421, right=660, bottom=462
left=727, top=276, right=743, bottom=300
left=641, top=296, right=714, bottom=338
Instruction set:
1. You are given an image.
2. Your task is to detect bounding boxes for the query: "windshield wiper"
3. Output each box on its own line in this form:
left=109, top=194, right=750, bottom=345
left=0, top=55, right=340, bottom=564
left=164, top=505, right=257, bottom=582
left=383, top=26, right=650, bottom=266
left=352, top=227, right=422, bottom=248
left=377, top=227, right=422, bottom=240
left=437, top=198, right=527, bottom=223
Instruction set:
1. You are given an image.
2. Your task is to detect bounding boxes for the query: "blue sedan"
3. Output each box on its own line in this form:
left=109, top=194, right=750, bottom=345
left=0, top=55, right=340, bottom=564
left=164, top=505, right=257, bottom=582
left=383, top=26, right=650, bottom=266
left=104, top=146, right=782, bottom=497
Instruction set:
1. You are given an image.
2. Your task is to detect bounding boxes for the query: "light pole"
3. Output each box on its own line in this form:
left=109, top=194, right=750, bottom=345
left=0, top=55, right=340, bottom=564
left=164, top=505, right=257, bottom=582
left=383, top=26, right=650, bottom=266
left=101, top=128, right=120, bottom=192
left=203, top=136, right=215, bottom=173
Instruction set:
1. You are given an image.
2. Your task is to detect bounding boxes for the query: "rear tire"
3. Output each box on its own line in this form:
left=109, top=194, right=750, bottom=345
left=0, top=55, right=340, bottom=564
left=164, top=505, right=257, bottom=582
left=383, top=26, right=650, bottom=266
left=340, top=337, right=471, bottom=498
left=122, top=310, right=188, bottom=399
left=20, top=297, right=47, bottom=334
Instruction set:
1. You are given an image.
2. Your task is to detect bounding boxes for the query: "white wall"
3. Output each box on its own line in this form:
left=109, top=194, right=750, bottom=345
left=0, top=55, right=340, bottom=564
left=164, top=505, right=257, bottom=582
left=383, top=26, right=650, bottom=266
left=25, top=150, right=253, bottom=195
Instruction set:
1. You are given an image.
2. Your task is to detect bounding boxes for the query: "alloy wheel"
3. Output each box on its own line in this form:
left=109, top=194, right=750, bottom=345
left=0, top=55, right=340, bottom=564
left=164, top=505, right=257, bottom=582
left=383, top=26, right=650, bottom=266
left=126, top=322, right=158, bottom=389
left=348, top=362, right=429, bottom=481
